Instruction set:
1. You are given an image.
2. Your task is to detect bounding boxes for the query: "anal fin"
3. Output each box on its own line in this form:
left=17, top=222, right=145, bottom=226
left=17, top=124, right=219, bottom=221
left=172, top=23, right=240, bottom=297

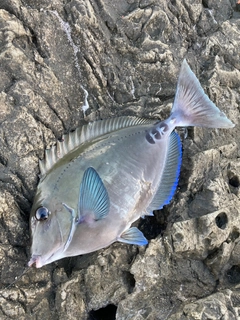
left=147, top=131, right=182, bottom=212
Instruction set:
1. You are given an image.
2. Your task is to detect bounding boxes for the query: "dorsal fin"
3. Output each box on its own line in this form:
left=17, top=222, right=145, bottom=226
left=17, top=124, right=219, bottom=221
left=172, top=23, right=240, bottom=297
left=39, top=116, right=154, bottom=177
left=146, top=131, right=182, bottom=213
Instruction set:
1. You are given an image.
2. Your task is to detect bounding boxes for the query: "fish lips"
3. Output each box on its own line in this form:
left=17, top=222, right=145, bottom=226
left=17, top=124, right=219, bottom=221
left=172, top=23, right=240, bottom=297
left=28, top=255, right=44, bottom=268
left=28, top=245, right=65, bottom=268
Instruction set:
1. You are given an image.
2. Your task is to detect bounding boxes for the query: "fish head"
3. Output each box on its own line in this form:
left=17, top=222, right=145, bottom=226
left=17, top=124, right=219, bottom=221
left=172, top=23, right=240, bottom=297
left=28, top=197, right=73, bottom=268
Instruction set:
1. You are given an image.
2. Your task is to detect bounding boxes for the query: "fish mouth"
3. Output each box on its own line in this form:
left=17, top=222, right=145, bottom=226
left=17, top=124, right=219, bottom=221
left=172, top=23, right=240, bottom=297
left=28, top=255, right=45, bottom=268
left=28, top=210, right=73, bottom=268
left=28, top=245, right=65, bottom=268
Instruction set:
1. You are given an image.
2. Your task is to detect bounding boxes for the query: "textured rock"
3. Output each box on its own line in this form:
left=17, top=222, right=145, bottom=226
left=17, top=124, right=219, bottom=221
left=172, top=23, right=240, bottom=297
left=0, top=0, right=240, bottom=319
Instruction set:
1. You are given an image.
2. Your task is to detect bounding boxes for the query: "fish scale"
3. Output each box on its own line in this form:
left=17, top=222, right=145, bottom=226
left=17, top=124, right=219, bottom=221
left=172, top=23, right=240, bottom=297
left=28, top=60, right=234, bottom=268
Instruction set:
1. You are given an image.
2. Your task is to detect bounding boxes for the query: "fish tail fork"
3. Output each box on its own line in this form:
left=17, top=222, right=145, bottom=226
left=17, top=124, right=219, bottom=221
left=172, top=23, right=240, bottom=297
left=170, top=59, right=235, bottom=129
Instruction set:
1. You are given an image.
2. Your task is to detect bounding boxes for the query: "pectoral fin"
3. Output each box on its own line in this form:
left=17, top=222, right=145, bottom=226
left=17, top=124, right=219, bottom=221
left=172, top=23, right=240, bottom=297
left=118, top=227, right=148, bottom=246
left=78, top=167, right=110, bottom=222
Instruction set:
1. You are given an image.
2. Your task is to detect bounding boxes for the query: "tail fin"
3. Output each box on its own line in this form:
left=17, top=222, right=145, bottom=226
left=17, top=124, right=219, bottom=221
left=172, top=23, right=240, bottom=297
left=171, top=59, right=234, bottom=129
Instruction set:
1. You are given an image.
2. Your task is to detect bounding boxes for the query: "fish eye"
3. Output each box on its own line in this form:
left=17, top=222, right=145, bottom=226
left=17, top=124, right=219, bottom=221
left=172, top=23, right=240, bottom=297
left=35, top=207, right=50, bottom=221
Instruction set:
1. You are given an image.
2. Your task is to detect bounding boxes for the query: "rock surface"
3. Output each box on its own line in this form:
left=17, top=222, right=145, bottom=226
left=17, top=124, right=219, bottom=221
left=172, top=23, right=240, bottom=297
left=0, top=0, right=240, bottom=319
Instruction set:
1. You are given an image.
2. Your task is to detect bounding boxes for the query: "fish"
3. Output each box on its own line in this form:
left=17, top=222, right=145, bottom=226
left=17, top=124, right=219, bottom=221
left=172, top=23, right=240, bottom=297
left=28, top=60, right=234, bottom=268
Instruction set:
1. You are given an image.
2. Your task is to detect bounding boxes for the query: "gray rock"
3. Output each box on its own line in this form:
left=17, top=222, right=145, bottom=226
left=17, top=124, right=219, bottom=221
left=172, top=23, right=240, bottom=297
left=0, top=0, right=240, bottom=319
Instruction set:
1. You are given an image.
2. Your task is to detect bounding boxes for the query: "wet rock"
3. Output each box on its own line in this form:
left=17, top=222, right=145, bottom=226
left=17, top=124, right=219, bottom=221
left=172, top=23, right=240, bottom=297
left=0, top=0, right=240, bottom=319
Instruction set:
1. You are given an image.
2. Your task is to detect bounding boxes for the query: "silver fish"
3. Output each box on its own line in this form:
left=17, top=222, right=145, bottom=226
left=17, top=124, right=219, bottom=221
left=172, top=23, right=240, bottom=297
left=28, top=60, right=234, bottom=268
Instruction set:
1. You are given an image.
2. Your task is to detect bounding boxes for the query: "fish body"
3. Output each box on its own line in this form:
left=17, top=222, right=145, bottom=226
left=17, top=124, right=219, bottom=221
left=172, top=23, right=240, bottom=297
left=29, top=60, right=234, bottom=268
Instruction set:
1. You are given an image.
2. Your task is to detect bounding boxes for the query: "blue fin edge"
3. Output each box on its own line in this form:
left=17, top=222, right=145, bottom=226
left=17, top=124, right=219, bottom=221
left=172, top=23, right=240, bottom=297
left=161, top=131, right=182, bottom=208
left=147, top=131, right=182, bottom=212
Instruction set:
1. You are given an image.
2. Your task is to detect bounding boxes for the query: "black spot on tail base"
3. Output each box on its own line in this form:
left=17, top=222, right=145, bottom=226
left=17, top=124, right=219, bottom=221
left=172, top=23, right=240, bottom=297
left=145, top=122, right=169, bottom=144
left=151, top=128, right=161, bottom=140
left=145, top=131, right=155, bottom=144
